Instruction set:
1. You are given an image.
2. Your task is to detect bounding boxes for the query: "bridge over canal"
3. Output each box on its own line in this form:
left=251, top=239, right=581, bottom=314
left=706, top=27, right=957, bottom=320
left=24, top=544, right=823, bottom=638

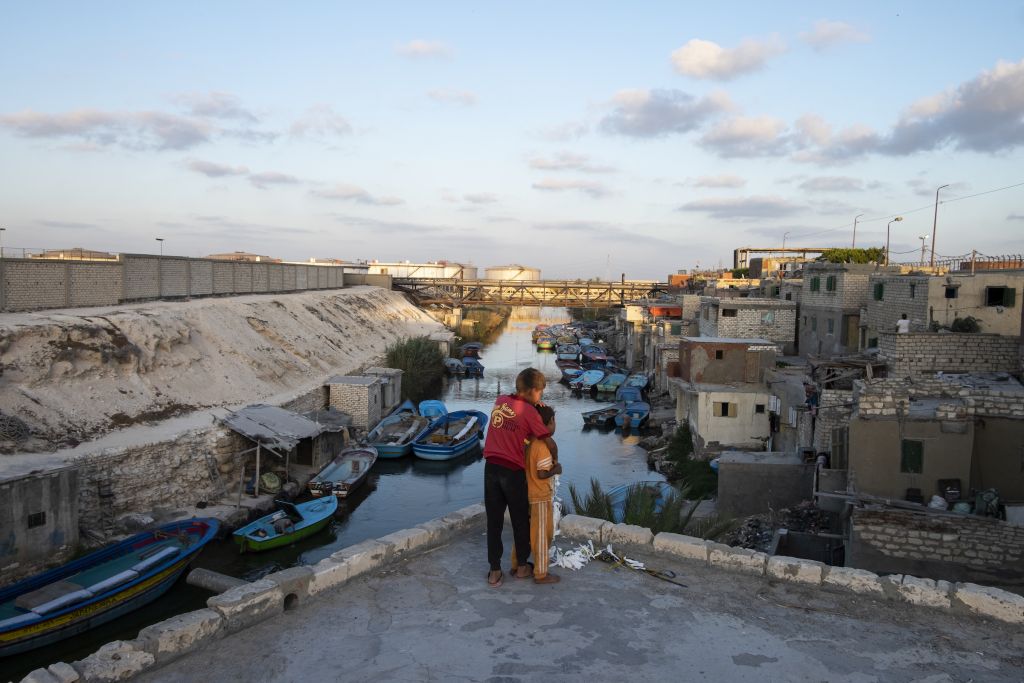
left=392, top=277, right=666, bottom=308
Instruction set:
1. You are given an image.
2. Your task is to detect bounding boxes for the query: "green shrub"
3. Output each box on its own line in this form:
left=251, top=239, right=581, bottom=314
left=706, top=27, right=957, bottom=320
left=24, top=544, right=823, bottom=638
left=818, top=248, right=884, bottom=264
left=664, top=424, right=718, bottom=499
left=950, top=316, right=981, bottom=333
left=385, top=336, right=445, bottom=401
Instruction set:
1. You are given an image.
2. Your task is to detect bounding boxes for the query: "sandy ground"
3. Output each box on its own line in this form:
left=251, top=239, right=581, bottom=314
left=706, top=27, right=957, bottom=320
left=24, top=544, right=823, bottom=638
left=139, top=528, right=1024, bottom=683
left=0, top=287, right=443, bottom=454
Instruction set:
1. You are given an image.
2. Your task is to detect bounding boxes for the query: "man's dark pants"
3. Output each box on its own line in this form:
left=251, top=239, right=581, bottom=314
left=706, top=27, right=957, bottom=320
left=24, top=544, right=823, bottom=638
left=484, top=461, right=531, bottom=571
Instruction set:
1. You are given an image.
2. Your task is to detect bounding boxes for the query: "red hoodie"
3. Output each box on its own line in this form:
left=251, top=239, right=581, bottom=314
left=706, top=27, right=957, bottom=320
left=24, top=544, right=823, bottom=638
left=482, top=395, right=552, bottom=471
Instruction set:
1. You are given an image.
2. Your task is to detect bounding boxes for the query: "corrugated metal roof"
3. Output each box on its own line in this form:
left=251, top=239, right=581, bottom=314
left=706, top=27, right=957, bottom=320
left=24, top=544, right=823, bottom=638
left=221, top=404, right=346, bottom=452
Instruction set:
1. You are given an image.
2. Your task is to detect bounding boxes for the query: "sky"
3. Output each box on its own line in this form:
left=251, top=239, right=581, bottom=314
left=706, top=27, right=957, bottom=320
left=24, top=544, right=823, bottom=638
left=1, top=2, right=1023, bottom=280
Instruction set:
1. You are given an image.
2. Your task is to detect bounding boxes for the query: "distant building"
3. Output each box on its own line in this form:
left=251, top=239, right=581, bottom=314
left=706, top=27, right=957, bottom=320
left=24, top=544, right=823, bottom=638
left=698, top=297, right=798, bottom=355
left=367, top=261, right=477, bottom=279
left=799, top=262, right=898, bottom=357
left=484, top=264, right=541, bottom=281
left=206, top=251, right=281, bottom=263
left=29, top=248, right=117, bottom=261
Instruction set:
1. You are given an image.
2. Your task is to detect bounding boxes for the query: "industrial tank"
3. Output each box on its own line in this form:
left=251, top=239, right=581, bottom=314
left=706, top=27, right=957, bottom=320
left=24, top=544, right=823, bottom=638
left=484, top=264, right=541, bottom=281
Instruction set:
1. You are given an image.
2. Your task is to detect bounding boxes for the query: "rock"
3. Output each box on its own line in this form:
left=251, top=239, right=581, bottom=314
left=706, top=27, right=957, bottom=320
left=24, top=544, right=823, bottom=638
left=898, top=576, right=953, bottom=609
left=605, top=523, right=654, bottom=546
left=117, top=513, right=155, bottom=533
left=136, top=608, right=225, bottom=664
left=46, top=663, right=80, bottom=683
left=19, top=669, right=59, bottom=683
left=707, top=543, right=767, bottom=575
left=558, top=515, right=610, bottom=543
left=73, top=640, right=155, bottom=682
left=206, top=579, right=283, bottom=634
left=766, top=556, right=825, bottom=585
left=823, top=566, right=884, bottom=596
left=953, top=582, right=1024, bottom=623
left=653, top=533, right=709, bottom=562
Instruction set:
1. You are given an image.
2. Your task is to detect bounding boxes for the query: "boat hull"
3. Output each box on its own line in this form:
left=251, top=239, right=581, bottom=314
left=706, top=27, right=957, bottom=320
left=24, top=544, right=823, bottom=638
left=412, top=436, right=481, bottom=461
left=233, top=514, right=333, bottom=552
left=232, top=498, right=337, bottom=552
left=412, top=410, right=488, bottom=461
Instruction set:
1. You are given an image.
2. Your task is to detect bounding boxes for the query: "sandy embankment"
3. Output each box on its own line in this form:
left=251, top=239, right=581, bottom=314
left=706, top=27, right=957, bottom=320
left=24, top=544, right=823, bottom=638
left=0, top=286, right=445, bottom=455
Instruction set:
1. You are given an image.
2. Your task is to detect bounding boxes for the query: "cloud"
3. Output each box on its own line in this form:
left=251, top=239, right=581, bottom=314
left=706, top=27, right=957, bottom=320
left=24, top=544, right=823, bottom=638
left=670, top=37, right=786, bottom=80
left=426, top=89, right=477, bottom=106
left=528, top=151, right=616, bottom=173
left=185, top=158, right=249, bottom=178
left=531, top=178, right=611, bottom=198
left=699, top=116, right=790, bottom=157
left=1008, top=213, right=1024, bottom=221
left=800, top=20, right=870, bottom=51
left=249, top=171, right=300, bottom=189
left=397, top=40, right=451, bottom=59
left=173, top=91, right=258, bottom=122
left=332, top=214, right=446, bottom=235
left=290, top=104, right=352, bottom=137
left=36, top=219, right=99, bottom=230
left=905, top=179, right=970, bottom=197
left=463, top=192, right=498, bottom=204
left=537, top=121, right=588, bottom=141
left=799, top=176, right=865, bottom=192
left=677, top=195, right=803, bottom=220
left=0, top=109, right=215, bottom=150
left=535, top=220, right=676, bottom=248
left=599, top=88, right=731, bottom=138
left=311, top=184, right=404, bottom=206
left=689, top=174, right=747, bottom=188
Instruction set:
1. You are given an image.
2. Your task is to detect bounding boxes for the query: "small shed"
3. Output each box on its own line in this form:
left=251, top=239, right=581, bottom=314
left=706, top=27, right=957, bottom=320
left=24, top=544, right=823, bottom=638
left=363, top=367, right=404, bottom=414
left=326, top=376, right=383, bottom=429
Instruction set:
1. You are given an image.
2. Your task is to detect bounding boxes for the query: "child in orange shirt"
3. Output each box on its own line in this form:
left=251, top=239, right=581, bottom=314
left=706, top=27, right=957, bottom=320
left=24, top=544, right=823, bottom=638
left=512, top=404, right=562, bottom=584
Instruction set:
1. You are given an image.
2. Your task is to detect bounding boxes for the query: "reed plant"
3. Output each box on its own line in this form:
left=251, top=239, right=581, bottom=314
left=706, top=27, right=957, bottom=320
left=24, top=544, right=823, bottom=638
left=385, top=336, right=445, bottom=401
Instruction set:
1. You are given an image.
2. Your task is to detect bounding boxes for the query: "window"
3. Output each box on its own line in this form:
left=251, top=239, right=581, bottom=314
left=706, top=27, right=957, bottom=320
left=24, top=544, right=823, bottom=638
left=703, top=307, right=710, bottom=320
left=713, top=401, right=737, bottom=417
left=909, top=284, right=916, bottom=299
left=826, top=275, right=836, bottom=292
left=985, top=286, right=1017, bottom=307
left=785, top=292, right=792, bottom=301
left=810, top=277, right=821, bottom=292
left=721, top=308, right=737, bottom=317
left=714, top=349, right=724, bottom=360
left=901, top=440, right=923, bottom=474
left=867, top=336, right=878, bottom=348
left=873, top=282, right=884, bottom=301
left=944, top=286, right=958, bottom=299
left=27, top=512, right=46, bottom=529
left=802, top=315, right=807, bottom=328
left=772, top=286, right=781, bottom=297
left=755, top=404, right=766, bottom=414
left=811, top=316, right=817, bottom=332
left=761, top=311, right=775, bottom=324
left=827, top=318, right=835, bottom=335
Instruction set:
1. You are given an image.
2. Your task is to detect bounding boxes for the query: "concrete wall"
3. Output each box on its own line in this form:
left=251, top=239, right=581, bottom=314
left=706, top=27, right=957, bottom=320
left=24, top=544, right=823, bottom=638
left=699, top=298, right=798, bottom=353
left=813, top=389, right=853, bottom=454
left=678, top=340, right=776, bottom=384
left=848, top=417, right=974, bottom=501
left=973, top=417, right=1024, bottom=500
left=329, top=380, right=382, bottom=429
left=864, top=273, right=931, bottom=342
left=717, top=454, right=815, bottom=517
left=928, top=272, right=1022, bottom=336
left=0, top=255, right=359, bottom=312
left=0, top=468, right=79, bottom=572
left=849, top=507, right=1024, bottom=585
left=684, top=388, right=771, bottom=455
left=799, top=263, right=890, bottom=357
left=877, top=332, right=1021, bottom=376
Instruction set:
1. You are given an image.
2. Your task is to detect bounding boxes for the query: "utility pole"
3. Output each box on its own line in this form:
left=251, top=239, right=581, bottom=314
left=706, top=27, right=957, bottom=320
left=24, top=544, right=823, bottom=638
left=852, top=214, right=864, bottom=248
left=930, top=184, right=949, bottom=268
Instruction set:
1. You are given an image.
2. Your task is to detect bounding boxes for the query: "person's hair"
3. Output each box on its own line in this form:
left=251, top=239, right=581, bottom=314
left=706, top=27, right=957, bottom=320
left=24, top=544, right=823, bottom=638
left=536, top=404, right=555, bottom=425
left=516, top=367, right=546, bottom=394
left=901, top=313, right=908, bottom=319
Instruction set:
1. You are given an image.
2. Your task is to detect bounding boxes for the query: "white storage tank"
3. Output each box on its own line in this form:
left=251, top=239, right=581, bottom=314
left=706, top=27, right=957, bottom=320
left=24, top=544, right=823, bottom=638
left=484, top=264, right=541, bottom=281
left=367, top=261, right=477, bottom=279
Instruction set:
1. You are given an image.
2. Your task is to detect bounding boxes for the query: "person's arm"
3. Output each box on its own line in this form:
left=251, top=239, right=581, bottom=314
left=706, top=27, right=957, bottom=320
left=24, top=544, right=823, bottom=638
left=542, top=436, right=558, bottom=459
left=538, top=462, right=563, bottom=479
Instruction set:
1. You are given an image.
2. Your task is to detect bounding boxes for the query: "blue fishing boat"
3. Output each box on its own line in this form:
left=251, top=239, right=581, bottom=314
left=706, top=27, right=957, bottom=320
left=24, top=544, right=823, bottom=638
left=418, top=400, right=448, bottom=420
left=595, top=372, right=627, bottom=394
left=569, top=369, right=606, bottom=392
left=443, top=357, right=466, bottom=375
left=463, top=356, right=485, bottom=376
left=607, top=482, right=677, bottom=523
left=556, top=343, right=580, bottom=361
left=614, top=392, right=651, bottom=430
left=367, top=400, right=431, bottom=458
left=625, top=373, right=650, bottom=391
left=233, top=497, right=337, bottom=552
left=562, top=367, right=585, bottom=383
left=412, top=410, right=488, bottom=461
left=0, top=518, right=219, bottom=658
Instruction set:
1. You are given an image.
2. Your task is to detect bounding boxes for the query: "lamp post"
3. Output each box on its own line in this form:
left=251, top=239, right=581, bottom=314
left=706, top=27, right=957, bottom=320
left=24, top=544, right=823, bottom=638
left=885, top=217, right=903, bottom=265
left=0, top=227, right=5, bottom=259
left=852, top=214, right=864, bottom=248
left=929, top=184, right=949, bottom=268
left=155, top=238, right=164, bottom=297
left=782, top=231, right=791, bottom=249
left=155, top=237, right=164, bottom=257
left=918, top=235, right=929, bottom=266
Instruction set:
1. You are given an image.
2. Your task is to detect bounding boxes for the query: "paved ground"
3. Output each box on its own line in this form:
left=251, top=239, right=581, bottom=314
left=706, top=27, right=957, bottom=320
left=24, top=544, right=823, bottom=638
left=141, top=528, right=1024, bottom=682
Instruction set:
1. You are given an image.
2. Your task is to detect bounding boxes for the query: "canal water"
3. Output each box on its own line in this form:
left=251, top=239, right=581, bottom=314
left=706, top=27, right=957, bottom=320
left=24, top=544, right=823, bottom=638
left=8, top=307, right=663, bottom=678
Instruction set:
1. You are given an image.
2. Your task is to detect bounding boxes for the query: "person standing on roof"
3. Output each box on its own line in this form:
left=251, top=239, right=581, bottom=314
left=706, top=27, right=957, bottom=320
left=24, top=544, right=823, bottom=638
left=896, top=313, right=911, bottom=334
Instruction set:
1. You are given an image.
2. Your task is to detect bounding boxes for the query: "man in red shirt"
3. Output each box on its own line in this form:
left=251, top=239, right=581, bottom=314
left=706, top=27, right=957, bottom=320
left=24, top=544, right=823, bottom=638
left=483, top=367, right=558, bottom=587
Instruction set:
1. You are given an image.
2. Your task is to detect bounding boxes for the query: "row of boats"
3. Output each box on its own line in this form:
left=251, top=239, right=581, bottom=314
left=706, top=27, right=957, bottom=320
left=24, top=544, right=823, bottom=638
left=443, top=342, right=484, bottom=376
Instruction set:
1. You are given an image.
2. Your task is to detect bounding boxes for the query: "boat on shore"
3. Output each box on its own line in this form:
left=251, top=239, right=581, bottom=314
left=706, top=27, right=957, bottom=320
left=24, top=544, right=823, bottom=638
left=0, top=518, right=219, bottom=658
left=232, top=498, right=337, bottom=552
left=366, top=400, right=431, bottom=458
left=308, top=446, right=378, bottom=497
left=412, top=410, right=488, bottom=461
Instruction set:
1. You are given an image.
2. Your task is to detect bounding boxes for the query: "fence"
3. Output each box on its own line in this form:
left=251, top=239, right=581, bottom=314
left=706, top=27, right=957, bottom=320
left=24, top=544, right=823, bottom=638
left=0, top=253, right=387, bottom=312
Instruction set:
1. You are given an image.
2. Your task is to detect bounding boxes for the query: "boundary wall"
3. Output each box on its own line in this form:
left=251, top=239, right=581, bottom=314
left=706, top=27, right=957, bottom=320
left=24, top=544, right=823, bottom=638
left=0, top=256, right=386, bottom=312
left=22, top=509, right=1023, bottom=682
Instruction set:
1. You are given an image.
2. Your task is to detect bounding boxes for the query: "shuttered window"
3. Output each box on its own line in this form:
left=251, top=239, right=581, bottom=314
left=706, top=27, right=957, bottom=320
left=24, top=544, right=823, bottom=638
left=901, top=440, right=923, bottom=474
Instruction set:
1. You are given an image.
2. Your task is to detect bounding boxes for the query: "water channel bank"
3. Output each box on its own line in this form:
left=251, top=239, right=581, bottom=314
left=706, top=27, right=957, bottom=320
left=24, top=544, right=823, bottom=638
left=4, top=305, right=665, bottom=679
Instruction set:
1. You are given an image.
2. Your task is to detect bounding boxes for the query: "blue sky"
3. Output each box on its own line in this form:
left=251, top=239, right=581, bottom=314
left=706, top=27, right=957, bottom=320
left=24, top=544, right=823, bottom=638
left=2, top=2, right=1023, bottom=279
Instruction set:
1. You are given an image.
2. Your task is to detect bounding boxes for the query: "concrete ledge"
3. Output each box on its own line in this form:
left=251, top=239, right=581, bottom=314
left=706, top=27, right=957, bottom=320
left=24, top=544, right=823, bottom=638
left=952, top=582, right=1024, bottom=624
left=653, top=533, right=709, bottom=563
left=559, top=514, right=610, bottom=542
left=878, top=574, right=904, bottom=601
left=707, top=543, right=767, bottom=576
left=823, top=566, right=884, bottom=596
left=441, top=504, right=486, bottom=531
left=46, top=662, right=80, bottom=683
left=20, top=670, right=60, bottom=683
left=766, top=556, right=826, bottom=585
left=72, top=640, right=155, bottom=682
left=136, top=608, right=226, bottom=665
left=377, top=527, right=433, bottom=558
left=263, top=566, right=314, bottom=608
left=605, top=523, right=654, bottom=547
left=415, top=518, right=450, bottom=545
left=206, top=579, right=283, bottom=634
left=898, top=576, right=953, bottom=609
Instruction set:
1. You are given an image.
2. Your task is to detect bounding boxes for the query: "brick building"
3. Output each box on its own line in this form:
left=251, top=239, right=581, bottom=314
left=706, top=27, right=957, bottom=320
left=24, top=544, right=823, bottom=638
left=326, top=376, right=383, bottom=429
left=362, top=367, right=404, bottom=414
left=799, top=262, right=897, bottom=357
left=876, top=332, right=1021, bottom=376
left=698, top=297, right=798, bottom=354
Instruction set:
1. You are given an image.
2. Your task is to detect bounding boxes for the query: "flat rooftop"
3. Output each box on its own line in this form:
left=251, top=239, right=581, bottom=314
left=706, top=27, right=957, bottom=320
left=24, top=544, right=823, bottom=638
left=136, top=529, right=1022, bottom=682
left=681, top=336, right=773, bottom=345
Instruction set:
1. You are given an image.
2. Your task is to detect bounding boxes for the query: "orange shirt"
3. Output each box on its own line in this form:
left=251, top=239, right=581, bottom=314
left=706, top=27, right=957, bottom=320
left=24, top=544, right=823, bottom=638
left=524, top=439, right=555, bottom=503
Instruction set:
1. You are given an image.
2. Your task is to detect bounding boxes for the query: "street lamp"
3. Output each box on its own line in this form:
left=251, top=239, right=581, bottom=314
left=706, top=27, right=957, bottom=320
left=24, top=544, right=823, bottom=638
left=885, top=217, right=903, bottom=265
left=782, top=231, right=791, bottom=249
left=0, top=227, right=5, bottom=259
left=929, top=184, right=950, bottom=268
left=918, top=235, right=929, bottom=266
left=155, top=237, right=164, bottom=256
left=852, top=213, right=865, bottom=248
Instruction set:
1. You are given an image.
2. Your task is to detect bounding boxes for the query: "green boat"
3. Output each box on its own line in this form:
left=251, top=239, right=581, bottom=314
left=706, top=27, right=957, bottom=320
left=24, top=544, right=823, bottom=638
left=232, top=497, right=338, bottom=552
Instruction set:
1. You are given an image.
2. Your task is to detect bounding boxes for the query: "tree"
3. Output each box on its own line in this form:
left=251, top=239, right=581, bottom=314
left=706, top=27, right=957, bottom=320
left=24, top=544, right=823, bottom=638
left=818, top=248, right=884, bottom=264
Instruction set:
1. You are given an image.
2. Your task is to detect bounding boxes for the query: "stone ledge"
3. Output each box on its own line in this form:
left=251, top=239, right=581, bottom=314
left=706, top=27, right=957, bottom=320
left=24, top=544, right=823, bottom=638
left=441, top=503, right=486, bottom=531
left=206, top=578, right=283, bottom=634
left=766, top=556, right=825, bottom=585
left=605, top=523, right=654, bottom=546
left=898, top=576, right=953, bottom=609
left=72, top=640, right=155, bottom=682
left=707, top=543, right=767, bottom=576
left=136, top=608, right=225, bottom=665
left=823, top=566, right=884, bottom=595
left=559, top=514, right=610, bottom=543
left=377, top=527, right=433, bottom=558
left=653, top=533, right=709, bottom=562
left=953, top=582, right=1024, bottom=624
left=46, top=663, right=79, bottom=683
left=263, top=566, right=314, bottom=607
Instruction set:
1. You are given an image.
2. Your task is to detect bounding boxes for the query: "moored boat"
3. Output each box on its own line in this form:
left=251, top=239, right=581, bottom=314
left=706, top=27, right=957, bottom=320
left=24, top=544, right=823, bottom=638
left=308, top=446, right=378, bottom=497
left=595, top=372, right=627, bottom=394
left=569, top=369, right=606, bottom=392
left=625, top=373, right=650, bottom=391
left=412, top=410, right=488, bottom=461
left=443, top=357, right=466, bottom=375
left=460, top=342, right=483, bottom=359
left=614, top=390, right=651, bottom=429
left=536, top=336, right=556, bottom=351
left=233, top=497, right=337, bottom=552
left=367, top=401, right=431, bottom=458
left=418, top=400, right=448, bottom=420
left=556, top=343, right=580, bottom=361
left=463, top=356, right=485, bottom=376
left=561, top=367, right=585, bottom=383
left=582, top=406, right=619, bottom=428
left=0, top=518, right=219, bottom=658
